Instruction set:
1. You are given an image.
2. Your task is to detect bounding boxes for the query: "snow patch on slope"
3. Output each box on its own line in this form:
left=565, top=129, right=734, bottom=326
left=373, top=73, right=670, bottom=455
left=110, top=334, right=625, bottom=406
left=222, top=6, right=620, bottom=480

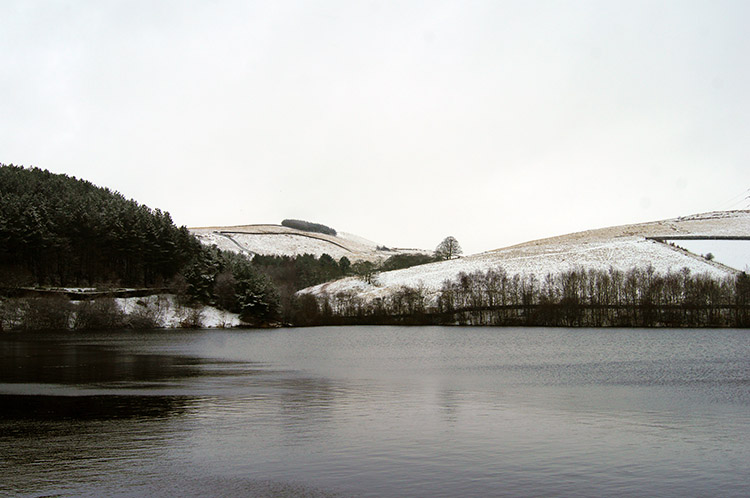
left=190, top=225, right=428, bottom=262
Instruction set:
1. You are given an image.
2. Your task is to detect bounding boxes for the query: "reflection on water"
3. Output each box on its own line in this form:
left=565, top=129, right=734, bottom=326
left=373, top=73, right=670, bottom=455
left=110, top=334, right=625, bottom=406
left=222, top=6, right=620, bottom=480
left=0, top=394, right=189, bottom=421
left=1, top=336, right=219, bottom=385
left=1, top=327, right=749, bottom=497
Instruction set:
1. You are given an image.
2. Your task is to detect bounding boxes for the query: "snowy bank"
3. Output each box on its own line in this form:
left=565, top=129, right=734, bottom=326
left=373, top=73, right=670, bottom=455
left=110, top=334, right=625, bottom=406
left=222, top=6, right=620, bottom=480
left=113, top=294, right=242, bottom=328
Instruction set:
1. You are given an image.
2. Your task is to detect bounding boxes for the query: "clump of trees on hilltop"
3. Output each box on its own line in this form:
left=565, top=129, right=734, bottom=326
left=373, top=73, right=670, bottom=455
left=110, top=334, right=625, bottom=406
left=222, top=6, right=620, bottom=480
left=281, top=219, right=337, bottom=236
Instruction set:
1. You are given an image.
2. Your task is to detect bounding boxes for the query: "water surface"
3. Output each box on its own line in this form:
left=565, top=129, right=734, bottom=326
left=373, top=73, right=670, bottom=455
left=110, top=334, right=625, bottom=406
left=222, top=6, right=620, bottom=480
left=1, top=327, right=748, bottom=497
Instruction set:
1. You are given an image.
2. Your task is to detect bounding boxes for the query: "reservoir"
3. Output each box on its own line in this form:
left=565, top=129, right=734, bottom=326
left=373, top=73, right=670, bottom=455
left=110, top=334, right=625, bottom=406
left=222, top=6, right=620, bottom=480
left=1, top=326, right=748, bottom=497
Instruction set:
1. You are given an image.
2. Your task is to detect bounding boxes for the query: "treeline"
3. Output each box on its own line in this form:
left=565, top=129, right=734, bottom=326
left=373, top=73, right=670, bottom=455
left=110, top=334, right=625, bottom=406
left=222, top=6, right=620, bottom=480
left=281, top=219, right=337, bottom=236
left=0, top=164, right=201, bottom=287
left=302, top=266, right=750, bottom=328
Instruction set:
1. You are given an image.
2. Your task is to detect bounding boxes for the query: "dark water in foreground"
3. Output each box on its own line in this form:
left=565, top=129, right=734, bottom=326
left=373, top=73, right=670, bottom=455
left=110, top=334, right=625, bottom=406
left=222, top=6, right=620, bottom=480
left=1, top=327, right=748, bottom=497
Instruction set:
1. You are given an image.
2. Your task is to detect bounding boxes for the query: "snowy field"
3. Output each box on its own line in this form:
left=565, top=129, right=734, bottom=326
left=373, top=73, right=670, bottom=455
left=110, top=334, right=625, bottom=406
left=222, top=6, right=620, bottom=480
left=190, top=224, right=429, bottom=262
left=301, top=211, right=750, bottom=302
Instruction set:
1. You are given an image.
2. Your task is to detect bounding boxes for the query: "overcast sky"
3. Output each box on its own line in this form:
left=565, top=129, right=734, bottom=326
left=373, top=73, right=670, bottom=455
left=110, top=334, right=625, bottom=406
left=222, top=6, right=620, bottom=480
left=2, top=1, right=749, bottom=254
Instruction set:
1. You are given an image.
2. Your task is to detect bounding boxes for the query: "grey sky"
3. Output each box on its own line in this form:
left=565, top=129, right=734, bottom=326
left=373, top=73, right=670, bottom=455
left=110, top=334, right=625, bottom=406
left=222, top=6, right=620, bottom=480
left=2, top=0, right=749, bottom=254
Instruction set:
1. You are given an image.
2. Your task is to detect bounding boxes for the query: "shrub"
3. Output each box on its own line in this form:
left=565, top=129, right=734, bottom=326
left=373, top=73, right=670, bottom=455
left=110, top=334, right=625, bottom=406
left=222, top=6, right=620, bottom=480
left=19, top=296, right=73, bottom=331
left=124, top=296, right=169, bottom=329
left=0, top=298, right=25, bottom=331
left=74, top=298, right=124, bottom=330
left=177, top=305, right=204, bottom=328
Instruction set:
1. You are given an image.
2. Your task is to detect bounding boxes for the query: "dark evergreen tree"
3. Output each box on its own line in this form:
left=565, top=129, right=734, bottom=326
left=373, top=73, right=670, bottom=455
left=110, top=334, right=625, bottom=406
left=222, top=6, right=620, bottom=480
left=0, top=164, right=203, bottom=287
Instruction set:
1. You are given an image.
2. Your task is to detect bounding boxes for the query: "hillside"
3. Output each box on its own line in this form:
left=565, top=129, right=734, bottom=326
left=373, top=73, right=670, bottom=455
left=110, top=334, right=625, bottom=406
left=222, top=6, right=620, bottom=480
left=300, top=211, right=750, bottom=304
left=0, top=164, right=201, bottom=287
left=190, top=224, right=429, bottom=262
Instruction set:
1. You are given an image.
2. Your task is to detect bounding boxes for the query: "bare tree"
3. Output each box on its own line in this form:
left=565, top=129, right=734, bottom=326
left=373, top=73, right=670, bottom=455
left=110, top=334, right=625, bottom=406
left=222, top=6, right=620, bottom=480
left=435, top=236, right=463, bottom=260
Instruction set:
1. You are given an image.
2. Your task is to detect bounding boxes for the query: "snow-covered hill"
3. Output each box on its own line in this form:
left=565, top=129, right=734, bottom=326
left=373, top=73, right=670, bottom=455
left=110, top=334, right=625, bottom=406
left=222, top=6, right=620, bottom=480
left=190, top=224, right=429, bottom=262
left=300, top=211, right=750, bottom=303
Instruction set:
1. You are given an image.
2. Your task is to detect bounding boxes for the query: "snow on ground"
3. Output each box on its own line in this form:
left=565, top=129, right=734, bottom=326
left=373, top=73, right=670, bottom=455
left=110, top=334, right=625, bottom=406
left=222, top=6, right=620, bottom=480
left=114, top=294, right=241, bottom=328
left=190, top=225, right=427, bottom=262
left=227, top=233, right=354, bottom=260
left=301, top=211, right=750, bottom=303
left=191, top=231, right=255, bottom=255
left=336, top=231, right=380, bottom=247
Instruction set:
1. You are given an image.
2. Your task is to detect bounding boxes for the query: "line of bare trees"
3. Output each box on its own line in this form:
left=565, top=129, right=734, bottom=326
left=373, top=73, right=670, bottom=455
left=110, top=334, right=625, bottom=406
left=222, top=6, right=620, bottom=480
left=298, top=266, right=750, bottom=327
